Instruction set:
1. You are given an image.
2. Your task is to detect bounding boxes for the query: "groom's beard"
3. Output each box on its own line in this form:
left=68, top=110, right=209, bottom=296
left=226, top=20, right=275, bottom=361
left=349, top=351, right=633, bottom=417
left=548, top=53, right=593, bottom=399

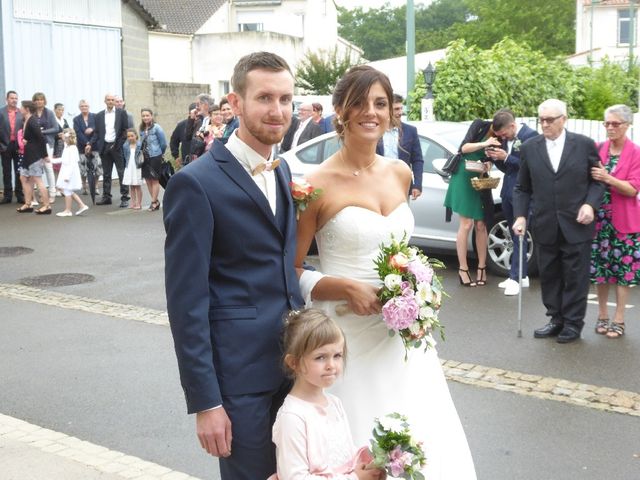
left=243, top=114, right=291, bottom=147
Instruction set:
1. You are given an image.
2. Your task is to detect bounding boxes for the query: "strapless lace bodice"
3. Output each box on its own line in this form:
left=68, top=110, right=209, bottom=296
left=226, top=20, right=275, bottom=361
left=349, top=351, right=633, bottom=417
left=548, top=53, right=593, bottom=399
left=315, top=203, right=414, bottom=282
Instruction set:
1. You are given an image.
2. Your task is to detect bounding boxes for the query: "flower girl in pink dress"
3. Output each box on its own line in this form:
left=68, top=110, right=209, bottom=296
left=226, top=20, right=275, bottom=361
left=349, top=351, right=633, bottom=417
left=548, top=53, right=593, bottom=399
left=268, top=309, right=383, bottom=480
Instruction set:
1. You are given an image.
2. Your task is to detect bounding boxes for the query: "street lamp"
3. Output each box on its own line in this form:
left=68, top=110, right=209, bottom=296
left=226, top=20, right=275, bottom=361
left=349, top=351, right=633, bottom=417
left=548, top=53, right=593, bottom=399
left=421, top=62, right=436, bottom=121
left=423, top=62, right=435, bottom=99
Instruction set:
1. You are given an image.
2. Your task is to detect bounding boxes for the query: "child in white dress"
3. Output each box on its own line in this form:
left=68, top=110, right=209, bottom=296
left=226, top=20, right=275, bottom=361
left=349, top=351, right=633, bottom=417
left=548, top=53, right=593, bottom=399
left=52, top=129, right=89, bottom=217
left=122, top=128, right=143, bottom=210
left=268, top=309, right=383, bottom=480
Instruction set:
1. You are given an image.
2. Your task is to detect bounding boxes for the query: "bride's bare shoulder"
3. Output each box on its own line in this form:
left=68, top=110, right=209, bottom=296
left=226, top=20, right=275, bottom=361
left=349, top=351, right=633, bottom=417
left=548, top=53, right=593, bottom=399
left=305, top=154, right=343, bottom=188
left=380, top=156, right=412, bottom=181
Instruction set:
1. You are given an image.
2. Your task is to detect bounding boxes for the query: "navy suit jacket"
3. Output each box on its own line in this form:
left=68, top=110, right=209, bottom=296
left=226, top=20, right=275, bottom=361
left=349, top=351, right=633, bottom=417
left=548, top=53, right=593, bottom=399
left=513, top=130, right=604, bottom=245
left=163, top=141, right=303, bottom=413
left=376, top=122, right=424, bottom=191
left=494, top=123, right=538, bottom=200
left=93, top=108, right=129, bottom=153
left=0, top=106, right=24, bottom=152
left=73, top=113, right=97, bottom=152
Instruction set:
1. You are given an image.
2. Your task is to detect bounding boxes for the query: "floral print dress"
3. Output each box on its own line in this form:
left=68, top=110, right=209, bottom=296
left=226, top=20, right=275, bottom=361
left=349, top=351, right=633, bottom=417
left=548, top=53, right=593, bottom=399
left=590, top=154, right=640, bottom=285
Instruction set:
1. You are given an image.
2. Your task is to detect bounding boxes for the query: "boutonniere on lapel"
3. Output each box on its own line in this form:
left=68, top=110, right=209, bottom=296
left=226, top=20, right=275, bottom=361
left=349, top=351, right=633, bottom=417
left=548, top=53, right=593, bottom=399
left=290, top=178, right=322, bottom=220
left=512, top=139, right=522, bottom=152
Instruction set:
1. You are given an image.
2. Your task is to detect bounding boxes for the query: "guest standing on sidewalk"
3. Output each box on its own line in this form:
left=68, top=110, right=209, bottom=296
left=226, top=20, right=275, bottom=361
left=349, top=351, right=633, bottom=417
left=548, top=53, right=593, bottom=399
left=139, top=108, right=167, bottom=211
left=590, top=104, right=640, bottom=339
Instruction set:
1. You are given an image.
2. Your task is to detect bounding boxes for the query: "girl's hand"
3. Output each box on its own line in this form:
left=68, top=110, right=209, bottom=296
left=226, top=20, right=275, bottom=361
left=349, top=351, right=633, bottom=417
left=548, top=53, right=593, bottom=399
left=484, top=137, right=501, bottom=148
left=354, top=463, right=384, bottom=480
left=344, top=280, right=381, bottom=316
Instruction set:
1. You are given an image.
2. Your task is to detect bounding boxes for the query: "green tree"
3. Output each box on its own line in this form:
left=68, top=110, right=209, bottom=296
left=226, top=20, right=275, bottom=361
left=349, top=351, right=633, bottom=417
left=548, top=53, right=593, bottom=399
left=337, top=5, right=405, bottom=61
left=295, top=48, right=359, bottom=95
left=458, top=0, right=576, bottom=57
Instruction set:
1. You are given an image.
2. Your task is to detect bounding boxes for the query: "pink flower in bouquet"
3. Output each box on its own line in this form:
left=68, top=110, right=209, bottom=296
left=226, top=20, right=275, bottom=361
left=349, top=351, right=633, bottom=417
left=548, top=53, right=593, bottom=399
left=408, top=259, right=433, bottom=283
left=382, top=294, right=419, bottom=331
left=390, top=253, right=410, bottom=271
left=388, top=446, right=413, bottom=477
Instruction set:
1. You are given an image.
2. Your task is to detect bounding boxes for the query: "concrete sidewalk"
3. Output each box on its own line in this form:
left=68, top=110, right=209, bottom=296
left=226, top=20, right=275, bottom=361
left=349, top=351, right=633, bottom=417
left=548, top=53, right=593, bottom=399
left=0, top=414, right=200, bottom=480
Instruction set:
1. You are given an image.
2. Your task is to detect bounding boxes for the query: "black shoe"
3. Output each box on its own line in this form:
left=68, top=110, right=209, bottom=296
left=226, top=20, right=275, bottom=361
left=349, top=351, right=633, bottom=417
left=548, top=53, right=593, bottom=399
left=0, top=197, right=12, bottom=204
left=557, top=327, right=581, bottom=344
left=119, top=200, right=129, bottom=208
left=16, top=198, right=25, bottom=205
left=96, top=198, right=112, bottom=205
left=533, top=322, right=563, bottom=338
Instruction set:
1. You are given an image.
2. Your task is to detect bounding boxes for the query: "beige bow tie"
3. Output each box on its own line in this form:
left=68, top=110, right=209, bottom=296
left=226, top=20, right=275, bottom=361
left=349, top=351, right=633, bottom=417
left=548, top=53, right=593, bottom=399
left=252, top=158, right=280, bottom=176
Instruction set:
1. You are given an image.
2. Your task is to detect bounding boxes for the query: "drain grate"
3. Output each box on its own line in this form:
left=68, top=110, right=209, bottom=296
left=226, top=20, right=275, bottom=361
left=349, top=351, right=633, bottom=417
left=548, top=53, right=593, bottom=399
left=0, top=247, right=34, bottom=258
left=20, top=273, right=95, bottom=287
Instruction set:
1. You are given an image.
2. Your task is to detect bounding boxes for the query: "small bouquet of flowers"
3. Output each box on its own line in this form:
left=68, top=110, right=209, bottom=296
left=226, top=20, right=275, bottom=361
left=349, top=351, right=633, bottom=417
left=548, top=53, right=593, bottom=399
left=290, top=177, right=322, bottom=219
left=368, top=413, right=426, bottom=479
left=374, top=233, right=445, bottom=359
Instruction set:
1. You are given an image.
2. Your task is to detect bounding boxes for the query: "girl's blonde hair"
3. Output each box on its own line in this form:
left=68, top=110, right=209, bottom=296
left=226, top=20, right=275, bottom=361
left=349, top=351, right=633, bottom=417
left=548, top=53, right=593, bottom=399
left=62, top=128, right=77, bottom=145
left=282, top=308, right=346, bottom=377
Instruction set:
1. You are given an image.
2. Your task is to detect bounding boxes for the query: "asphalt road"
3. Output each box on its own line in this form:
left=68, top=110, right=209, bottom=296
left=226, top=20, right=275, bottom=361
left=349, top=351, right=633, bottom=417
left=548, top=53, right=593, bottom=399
left=1, top=192, right=639, bottom=480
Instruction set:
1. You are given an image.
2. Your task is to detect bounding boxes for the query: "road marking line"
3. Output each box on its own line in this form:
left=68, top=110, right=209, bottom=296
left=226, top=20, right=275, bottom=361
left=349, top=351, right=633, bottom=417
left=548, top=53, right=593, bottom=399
left=2, top=282, right=639, bottom=418
left=0, top=413, right=201, bottom=480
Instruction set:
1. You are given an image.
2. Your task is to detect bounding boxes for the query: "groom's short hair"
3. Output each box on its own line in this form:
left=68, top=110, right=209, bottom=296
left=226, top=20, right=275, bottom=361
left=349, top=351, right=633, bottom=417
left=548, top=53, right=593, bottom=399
left=230, top=52, right=293, bottom=98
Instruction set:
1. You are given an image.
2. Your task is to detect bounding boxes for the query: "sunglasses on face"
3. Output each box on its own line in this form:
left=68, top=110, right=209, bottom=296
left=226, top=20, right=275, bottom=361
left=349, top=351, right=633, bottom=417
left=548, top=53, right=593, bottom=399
left=603, top=121, right=627, bottom=128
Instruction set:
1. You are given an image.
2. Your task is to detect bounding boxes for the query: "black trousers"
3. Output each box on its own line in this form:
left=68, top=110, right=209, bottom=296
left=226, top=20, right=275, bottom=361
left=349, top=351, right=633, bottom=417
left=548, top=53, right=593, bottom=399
left=536, top=230, right=591, bottom=332
left=100, top=143, right=128, bottom=201
left=1, top=142, right=23, bottom=201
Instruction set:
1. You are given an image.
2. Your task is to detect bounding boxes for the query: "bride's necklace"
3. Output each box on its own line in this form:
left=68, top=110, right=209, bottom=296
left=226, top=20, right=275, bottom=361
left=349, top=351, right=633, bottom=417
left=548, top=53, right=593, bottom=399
left=339, top=151, right=377, bottom=176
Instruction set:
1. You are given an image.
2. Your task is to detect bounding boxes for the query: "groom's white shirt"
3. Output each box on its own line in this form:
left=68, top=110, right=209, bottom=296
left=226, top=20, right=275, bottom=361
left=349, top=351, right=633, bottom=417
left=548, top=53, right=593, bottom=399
left=226, top=130, right=277, bottom=215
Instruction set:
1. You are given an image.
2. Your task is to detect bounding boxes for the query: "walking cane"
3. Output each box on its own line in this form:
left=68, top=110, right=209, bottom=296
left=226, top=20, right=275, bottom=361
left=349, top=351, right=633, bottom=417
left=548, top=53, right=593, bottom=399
left=517, top=232, right=524, bottom=338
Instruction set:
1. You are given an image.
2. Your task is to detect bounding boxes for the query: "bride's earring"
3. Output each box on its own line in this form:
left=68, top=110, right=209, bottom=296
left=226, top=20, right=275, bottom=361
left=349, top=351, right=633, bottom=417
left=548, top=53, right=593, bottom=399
left=336, top=116, right=343, bottom=126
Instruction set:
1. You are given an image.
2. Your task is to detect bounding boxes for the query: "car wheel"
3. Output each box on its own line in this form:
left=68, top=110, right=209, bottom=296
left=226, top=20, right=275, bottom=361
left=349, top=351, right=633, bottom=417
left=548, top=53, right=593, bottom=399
left=485, top=217, right=537, bottom=277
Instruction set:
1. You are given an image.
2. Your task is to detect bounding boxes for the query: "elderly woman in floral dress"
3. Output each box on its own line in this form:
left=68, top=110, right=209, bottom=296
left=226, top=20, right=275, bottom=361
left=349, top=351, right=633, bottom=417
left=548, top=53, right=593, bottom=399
left=590, top=104, right=640, bottom=338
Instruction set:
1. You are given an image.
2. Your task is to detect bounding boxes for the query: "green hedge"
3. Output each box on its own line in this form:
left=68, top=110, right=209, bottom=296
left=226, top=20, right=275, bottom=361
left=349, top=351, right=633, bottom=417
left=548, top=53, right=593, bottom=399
left=408, top=39, right=639, bottom=121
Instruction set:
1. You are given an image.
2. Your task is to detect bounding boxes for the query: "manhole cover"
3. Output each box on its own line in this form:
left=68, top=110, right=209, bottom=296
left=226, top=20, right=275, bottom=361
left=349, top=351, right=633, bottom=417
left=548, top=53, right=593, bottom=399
left=0, top=247, right=34, bottom=258
left=20, top=273, right=95, bottom=287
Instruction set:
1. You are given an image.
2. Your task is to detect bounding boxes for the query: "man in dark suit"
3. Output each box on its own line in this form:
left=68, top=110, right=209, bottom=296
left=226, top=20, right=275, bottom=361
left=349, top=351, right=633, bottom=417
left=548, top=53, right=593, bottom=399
left=163, top=52, right=303, bottom=479
left=92, top=93, right=129, bottom=207
left=169, top=103, right=196, bottom=168
left=513, top=99, right=604, bottom=343
left=0, top=91, right=24, bottom=204
left=279, top=102, right=323, bottom=152
left=486, top=108, right=539, bottom=295
left=376, top=93, right=424, bottom=199
left=114, top=95, right=134, bottom=129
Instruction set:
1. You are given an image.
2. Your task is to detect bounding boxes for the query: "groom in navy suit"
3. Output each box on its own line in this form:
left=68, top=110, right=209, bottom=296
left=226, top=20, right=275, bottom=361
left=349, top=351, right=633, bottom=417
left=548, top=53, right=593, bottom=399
left=163, top=52, right=303, bottom=479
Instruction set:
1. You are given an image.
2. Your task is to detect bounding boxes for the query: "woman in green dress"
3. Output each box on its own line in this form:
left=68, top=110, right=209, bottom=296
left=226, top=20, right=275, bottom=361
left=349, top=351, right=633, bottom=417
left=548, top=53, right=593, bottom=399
left=444, top=119, right=501, bottom=286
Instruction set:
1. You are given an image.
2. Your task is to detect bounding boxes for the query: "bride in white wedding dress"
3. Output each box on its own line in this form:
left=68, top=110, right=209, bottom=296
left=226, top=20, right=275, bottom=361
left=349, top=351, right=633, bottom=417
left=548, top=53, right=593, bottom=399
left=295, top=66, right=477, bottom=479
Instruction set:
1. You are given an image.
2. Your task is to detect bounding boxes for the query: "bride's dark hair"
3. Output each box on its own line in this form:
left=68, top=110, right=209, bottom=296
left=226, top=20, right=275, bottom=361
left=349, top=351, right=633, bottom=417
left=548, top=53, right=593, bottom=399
left=331, top=65, right=398, bottom=139
left=281, top=308, right=347, bottom=377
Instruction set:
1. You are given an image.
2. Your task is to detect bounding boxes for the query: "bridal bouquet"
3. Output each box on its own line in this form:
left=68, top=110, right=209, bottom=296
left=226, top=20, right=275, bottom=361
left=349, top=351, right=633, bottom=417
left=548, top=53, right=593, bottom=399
left=368, top=413, right=426, bottom=479
left=374, top=233, right=445, bottom=358
left=290, top=177, right=322, bottom=219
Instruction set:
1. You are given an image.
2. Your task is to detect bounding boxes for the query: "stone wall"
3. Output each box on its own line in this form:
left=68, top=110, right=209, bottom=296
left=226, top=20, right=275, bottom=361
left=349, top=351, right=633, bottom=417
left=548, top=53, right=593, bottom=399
left=150, top=81, right=210, bottom=158
left=121, top=1, right=152, bottom=128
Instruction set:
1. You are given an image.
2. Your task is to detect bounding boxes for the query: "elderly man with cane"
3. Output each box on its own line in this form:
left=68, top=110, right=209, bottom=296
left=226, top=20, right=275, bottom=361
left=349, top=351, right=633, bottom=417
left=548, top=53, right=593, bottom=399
left=512, top=99, right=604, bottom=344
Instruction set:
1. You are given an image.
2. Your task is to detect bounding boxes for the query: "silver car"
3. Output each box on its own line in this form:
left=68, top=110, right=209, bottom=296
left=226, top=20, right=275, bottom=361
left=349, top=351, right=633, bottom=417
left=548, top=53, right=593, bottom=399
left=280, top=120, right=536, bottom=277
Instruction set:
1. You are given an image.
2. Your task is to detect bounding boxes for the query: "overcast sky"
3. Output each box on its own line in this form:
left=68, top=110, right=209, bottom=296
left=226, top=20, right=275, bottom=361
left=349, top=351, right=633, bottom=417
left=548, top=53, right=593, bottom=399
left=335, top=0, right=433, bottom=10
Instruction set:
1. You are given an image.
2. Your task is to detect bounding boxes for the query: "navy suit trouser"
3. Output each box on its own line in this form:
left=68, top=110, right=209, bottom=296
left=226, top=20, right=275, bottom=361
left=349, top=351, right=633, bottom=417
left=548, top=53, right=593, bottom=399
left=218, top=379, right=291, bottom=480
left=502, top=194, right=528, bottom=280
